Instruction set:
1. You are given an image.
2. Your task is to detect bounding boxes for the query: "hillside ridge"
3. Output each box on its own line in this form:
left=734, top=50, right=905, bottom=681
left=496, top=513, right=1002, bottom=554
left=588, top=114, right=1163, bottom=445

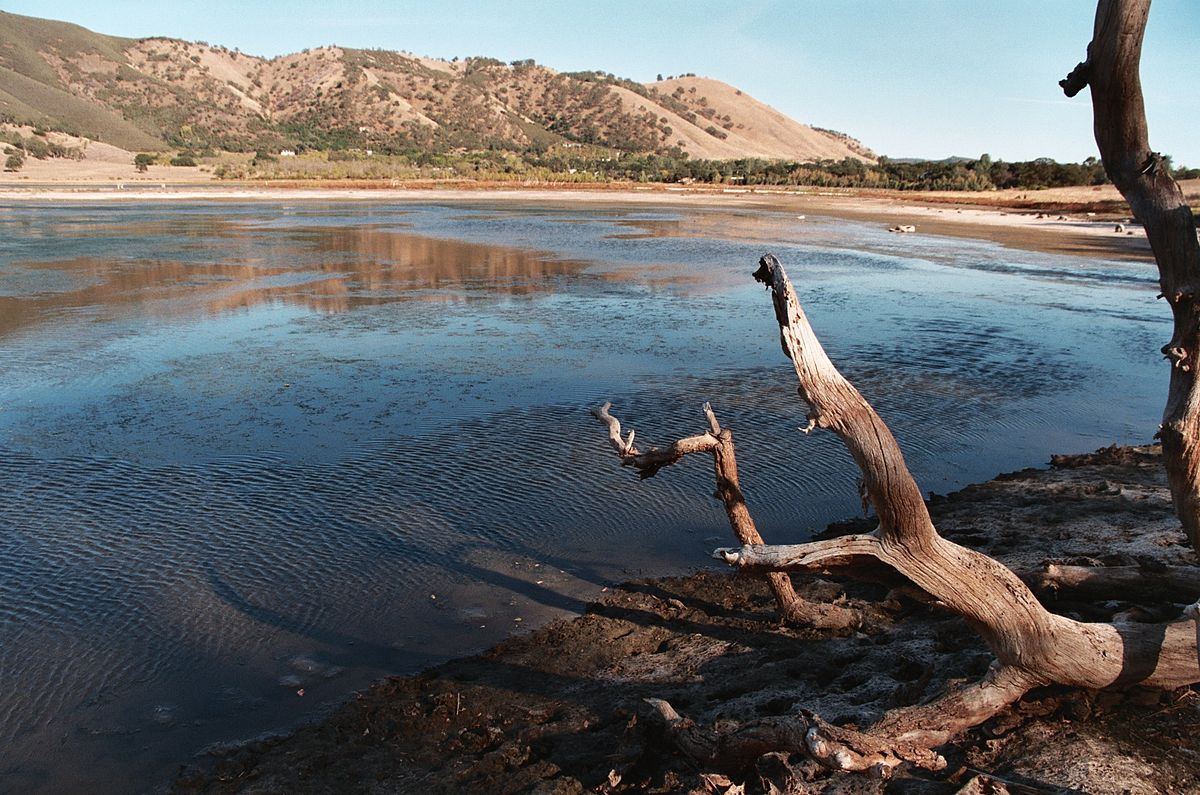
left=0, top=10, right=872, bottom=162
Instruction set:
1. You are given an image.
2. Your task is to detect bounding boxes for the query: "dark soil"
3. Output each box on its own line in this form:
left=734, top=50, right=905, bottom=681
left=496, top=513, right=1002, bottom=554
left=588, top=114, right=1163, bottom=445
left=171, top=446, right=1200, bottom=795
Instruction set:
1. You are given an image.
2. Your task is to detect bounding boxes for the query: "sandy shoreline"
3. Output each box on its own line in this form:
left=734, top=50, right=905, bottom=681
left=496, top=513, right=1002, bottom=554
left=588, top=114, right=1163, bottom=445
left=0, top=181, right=1168, bottom=262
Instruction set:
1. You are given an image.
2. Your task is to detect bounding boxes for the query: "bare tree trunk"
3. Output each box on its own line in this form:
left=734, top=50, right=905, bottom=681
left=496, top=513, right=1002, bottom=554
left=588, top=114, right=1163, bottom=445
left=598, top=256, right=1200, bottom=776
left=1062, top=0, right=1200, bottom=550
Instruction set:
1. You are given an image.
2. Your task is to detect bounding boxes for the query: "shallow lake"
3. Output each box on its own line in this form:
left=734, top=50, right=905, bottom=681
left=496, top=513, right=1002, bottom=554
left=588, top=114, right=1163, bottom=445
left=0, top=198, right=1168, bottom=793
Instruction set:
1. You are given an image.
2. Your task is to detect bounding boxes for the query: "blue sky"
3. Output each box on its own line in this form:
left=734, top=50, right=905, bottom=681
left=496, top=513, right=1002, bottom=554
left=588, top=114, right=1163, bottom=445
left=6, top=1, right=1197, bottom=165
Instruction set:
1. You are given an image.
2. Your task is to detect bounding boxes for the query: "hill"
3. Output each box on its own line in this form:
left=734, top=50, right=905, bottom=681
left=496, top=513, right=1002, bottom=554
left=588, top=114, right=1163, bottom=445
left=649, top=75, right=874, bottom=161
left=0, top=10, right=872, bottom=162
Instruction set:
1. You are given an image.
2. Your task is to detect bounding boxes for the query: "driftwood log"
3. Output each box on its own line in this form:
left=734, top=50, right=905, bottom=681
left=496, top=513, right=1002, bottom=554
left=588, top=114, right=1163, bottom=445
left=596, top=255, right=1200, bottom=776
left=1062, top=0, right=1200, bottom=551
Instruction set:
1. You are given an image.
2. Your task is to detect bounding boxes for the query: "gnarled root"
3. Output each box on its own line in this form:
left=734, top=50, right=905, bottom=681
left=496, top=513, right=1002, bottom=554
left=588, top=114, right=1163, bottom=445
left=646, top=665, right=1033, bottom=779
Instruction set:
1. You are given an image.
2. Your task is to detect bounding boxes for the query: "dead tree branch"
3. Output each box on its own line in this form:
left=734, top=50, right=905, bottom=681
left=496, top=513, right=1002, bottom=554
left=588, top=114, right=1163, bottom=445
left=592, top=402, right=859, bottom=628
left=715, top=534, right=883, bottom=572
left=619, top=255, right=1200, bottom=775
left=648, top=665, right=1035, bottom=778
left=592, top=401, right=714, bottom=479
left=589, top=2, right=1200, bottom=778
left=1029, top=563, right=1200, bottom=603
left=738, top=255, right=1200, bottom=695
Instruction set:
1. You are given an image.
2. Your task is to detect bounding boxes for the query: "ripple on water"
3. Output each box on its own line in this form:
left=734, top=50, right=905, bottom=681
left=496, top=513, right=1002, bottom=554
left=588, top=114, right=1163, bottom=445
left=0, top=202, right=1169, bottom=793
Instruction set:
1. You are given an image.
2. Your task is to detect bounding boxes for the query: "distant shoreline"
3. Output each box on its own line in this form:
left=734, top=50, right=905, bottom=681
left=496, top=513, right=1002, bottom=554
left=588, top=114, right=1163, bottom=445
left=0, top=179, right=1165, bottom=262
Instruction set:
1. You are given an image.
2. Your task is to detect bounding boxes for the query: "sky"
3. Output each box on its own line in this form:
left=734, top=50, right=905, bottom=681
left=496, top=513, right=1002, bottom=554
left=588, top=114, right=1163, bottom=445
left=4, top=0, right=1197, bottom=165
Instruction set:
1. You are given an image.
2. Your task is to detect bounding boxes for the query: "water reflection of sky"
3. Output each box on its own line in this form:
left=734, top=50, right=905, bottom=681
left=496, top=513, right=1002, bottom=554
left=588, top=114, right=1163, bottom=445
left=0, top=200, right=1170, bottom=793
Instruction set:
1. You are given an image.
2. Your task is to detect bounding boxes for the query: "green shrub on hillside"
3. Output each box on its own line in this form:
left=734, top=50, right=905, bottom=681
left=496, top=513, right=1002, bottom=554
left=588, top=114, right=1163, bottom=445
left=0, top=130, right=86, bottom=160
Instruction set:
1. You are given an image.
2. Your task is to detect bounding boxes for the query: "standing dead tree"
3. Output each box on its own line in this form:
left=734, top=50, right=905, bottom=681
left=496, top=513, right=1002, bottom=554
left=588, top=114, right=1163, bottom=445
left=596, top=255, right=1200, bottom=776
left=1061, top=0, right=1200, bottom=551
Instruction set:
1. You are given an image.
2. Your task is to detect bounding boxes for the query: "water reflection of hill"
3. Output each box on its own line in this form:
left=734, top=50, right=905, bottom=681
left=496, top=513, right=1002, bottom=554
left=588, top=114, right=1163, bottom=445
left=2, top=230, right=589, bottom=337
left=0, top=257, right=288, bottom=338
left=233, top=227, right=590, bottom=313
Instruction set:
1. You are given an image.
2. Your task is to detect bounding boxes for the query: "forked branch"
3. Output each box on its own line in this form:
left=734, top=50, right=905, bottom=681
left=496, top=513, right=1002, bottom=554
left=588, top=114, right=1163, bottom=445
left=592, top=401, right=715, bottom=479
left=592, top=402, right=860, bottom=629
left=740, top=255, right=1200, bottom=693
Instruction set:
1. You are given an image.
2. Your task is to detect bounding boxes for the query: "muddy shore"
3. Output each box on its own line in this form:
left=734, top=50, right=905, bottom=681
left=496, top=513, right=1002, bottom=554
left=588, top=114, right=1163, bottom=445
left=171, top=445, right=1200, bottom=794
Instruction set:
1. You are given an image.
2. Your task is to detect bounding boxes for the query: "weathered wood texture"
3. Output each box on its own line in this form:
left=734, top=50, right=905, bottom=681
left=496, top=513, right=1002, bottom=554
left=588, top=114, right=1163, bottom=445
left=1063, top=0, right=1200, bottom=550
left=1029, top=563, right=1200, bottom=603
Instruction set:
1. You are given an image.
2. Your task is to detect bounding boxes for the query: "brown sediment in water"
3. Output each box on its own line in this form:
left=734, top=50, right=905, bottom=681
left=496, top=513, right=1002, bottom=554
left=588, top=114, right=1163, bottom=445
left=171, top=444, right=1200, bottom=795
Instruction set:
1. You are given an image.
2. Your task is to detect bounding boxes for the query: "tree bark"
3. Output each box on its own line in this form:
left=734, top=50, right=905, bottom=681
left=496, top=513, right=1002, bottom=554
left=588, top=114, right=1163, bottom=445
left=1062, top=0, right=1200, bottom=550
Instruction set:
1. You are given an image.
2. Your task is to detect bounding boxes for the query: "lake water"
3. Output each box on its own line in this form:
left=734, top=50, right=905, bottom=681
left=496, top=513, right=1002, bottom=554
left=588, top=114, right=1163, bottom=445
left=0, top=199, right=1168, bottom=793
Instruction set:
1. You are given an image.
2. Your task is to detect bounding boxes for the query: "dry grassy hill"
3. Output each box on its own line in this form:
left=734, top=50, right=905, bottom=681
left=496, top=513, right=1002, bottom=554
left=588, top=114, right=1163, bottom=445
left=0, top=10, right=872, bottom=163
left=651, top=76, right=875, bottom=161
